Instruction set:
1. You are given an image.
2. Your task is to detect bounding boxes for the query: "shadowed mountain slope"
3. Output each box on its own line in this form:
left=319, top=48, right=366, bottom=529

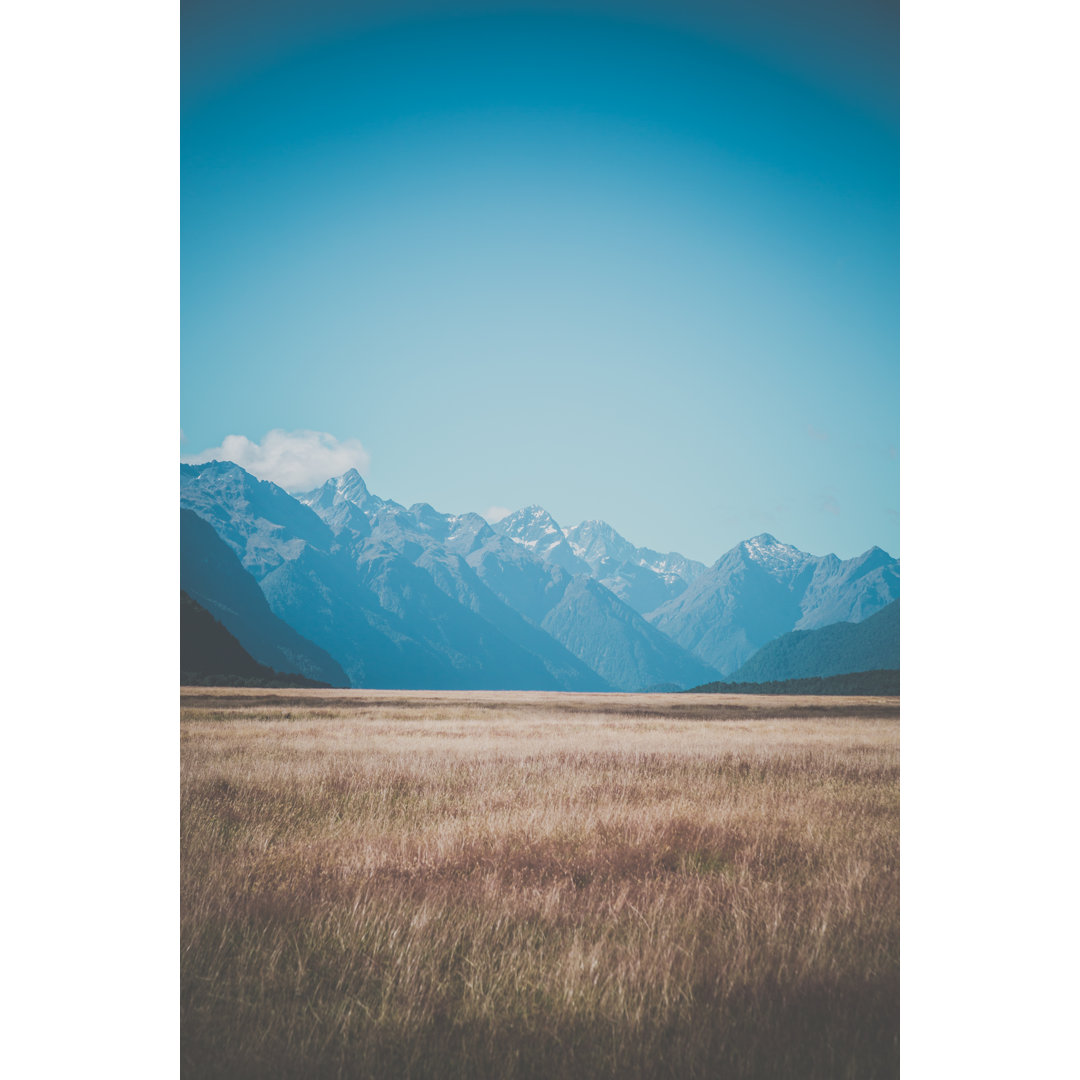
left=537, top=576, right=720, bottom=692
left=730, top=600, right=899, bottom=683
left=181, top=508, right=349, bottom=687
left=180, top=590, right=329, bottom=688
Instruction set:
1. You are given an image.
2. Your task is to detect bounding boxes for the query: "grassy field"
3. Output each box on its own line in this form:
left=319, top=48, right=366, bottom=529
left=180, top=689, right=899, bottom=1079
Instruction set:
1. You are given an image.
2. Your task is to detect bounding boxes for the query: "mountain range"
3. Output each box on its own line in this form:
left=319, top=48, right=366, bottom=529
left=180, top=461, right=899, bottom=691
left=645, top=534, right=899, bottom=675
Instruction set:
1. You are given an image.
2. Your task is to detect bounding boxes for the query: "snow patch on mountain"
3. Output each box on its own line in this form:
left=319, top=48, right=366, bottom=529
left=741, top=533, right=814, bottom=574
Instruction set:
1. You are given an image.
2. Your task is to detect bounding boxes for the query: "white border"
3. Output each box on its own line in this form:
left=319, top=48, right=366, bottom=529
left=4, top=1, right=1079, bottom=1076
left=902, top=1, right=1078, bottom=1076
left=4, top=1, right=178, bottom=1075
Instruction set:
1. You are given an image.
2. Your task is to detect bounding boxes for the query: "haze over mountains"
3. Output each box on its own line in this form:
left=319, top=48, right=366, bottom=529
left=180, top=461, right=899, bottom=691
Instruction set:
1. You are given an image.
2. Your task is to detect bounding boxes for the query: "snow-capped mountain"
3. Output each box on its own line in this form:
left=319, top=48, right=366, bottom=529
left=646, top=534, right=900, bottom=676
left=184, top=462, right=602, bottom=691
left=561, top=519, right=707, bottom=615
left=300, top=469, right=378, bottom=537
left=181, top=461, right=336, bottom=579
left=493, top=506, right=590, bottom=575
left=740, top=533, right=815, bottom=577
left=495, top=511, right=707, bottom=616
left=294, top=475, right=718, bottom=690
left=563, top=519, right=638, bottom=570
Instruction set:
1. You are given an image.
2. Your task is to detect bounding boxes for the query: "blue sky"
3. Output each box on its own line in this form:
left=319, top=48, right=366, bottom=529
left=182, top=0, right=898, bottom=563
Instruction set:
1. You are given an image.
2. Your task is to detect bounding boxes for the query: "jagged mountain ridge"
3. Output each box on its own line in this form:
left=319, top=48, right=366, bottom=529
left=562, top=518, right=707, bottom=615
left=296, top=472, right=894, bottom=687
left=296, top=473, right=611, bottom=689
left=497, top=509, right=707, bottom=617
left=183, top=463, right=606, bottom=691
left=495, top=506, right=900, bottom=679
left=647, top=533, right=900, bottom=676
left=297, top=472, right=718, bottom=691
left=181, top=461, right=897, bottom=690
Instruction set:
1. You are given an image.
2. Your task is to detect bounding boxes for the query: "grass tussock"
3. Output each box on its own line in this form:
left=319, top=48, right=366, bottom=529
left=181, top=689, right=899, bottom=1080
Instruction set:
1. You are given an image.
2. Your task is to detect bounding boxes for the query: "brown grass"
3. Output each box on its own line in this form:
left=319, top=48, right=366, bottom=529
left=181, top=689, right=899, bottom=1079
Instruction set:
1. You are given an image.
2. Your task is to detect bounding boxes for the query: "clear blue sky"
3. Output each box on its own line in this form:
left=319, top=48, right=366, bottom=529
left=182, top=0, right=898, bottom=563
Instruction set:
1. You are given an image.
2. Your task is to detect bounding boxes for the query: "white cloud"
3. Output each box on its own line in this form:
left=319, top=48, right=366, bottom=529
left=183, top=429, right=370, bottom=492
left=484, top=506, right=511, bottom=523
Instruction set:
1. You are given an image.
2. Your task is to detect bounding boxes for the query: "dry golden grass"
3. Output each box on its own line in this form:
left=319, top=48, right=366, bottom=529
left=181, top=689, right=899, bottom=1079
